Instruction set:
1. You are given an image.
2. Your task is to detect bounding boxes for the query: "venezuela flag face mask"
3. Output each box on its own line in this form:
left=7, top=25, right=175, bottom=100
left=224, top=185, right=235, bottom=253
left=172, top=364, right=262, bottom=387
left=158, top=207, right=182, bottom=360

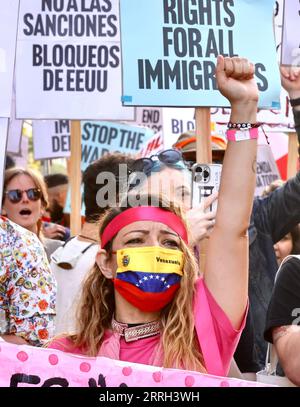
left=113, top=246, right=184, bottom=312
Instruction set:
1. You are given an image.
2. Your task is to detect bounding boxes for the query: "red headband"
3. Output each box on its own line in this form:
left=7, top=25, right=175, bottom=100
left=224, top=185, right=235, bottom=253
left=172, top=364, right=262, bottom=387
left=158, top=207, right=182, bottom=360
left=100, top=206, right=188, bottom=248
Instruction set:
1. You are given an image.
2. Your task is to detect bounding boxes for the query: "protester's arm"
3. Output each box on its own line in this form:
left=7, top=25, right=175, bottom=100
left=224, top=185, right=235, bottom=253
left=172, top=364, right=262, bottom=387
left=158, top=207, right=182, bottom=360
left=280, top=65, right=300, bottom=140
left=0, top=334, right=27, bottom=345
left=254, top=173, right=300, bottom=244
left=204, top=56, right=258, bottom=329
left=272, top=325, right=300, bottom=386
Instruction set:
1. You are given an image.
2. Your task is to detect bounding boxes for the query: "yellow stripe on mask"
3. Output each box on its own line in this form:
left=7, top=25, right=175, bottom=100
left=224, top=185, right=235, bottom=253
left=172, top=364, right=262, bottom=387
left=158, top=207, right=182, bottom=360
left=116, top=246, right=184, bottom=276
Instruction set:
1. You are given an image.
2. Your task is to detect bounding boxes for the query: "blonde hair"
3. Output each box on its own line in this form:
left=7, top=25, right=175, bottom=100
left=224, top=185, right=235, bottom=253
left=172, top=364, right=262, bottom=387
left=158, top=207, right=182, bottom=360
left=3, top=167, right=49, bottom=237
left=65, top=196, right=206, bottom=372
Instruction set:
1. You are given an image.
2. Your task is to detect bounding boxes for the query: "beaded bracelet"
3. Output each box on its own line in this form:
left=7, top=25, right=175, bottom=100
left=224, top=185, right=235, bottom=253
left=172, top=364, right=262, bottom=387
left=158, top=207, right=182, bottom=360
left=226, top=127, right=259, bottom=141
left=227, top=122, right=261, bottom=130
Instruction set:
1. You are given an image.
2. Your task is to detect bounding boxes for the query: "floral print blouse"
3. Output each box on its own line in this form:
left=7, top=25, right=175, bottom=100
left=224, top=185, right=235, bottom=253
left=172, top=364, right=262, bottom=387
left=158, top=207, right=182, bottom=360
left=0, top=216, right=56, bottom=345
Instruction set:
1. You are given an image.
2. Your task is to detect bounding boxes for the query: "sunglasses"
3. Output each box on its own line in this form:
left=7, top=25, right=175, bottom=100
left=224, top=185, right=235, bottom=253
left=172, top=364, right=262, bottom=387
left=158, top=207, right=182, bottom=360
left=129, top=149, right=186, bottom=175
left=4, top=188, right=42, bottom=204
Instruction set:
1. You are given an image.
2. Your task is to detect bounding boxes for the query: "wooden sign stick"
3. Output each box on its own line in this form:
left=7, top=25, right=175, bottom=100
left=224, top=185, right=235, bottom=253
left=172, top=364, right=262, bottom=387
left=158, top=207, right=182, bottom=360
left=287, top=131, right=298, bottom=179
left=70, top=120, right=82, bottom=236
left=195, top=107, right=212, bottom=276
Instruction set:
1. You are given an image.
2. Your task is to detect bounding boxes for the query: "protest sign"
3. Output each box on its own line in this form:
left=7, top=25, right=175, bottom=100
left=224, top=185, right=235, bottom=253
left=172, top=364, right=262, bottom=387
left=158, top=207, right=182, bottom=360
left=281, top=0, right=300, bottom=66
left=255, top=144, right=280, bottom=197
left=162, top=108, right=223, bottom=148
left=135, top=108, right=163, bottom=133
left=0, top=0, right=19, bottom=117
left=120, top=0, right=281, bottom=108
left=211, top=92, right=296, bottom=132
left=81, top=121, right=154, bottom=170
left=7, top=119, right=23, bottom=154
left=0, top=119, right=9, bottom=210
left=63, top=121, right=154, bottom=215
left=33, top=120, right=71, bottom=160
left=137, top=131, right=164, bottom=158
left=7, top=83, right=23, bottom=154
left=10, top=135, right=29, bottom=169
left=0, top=340, right=274, bottom=387
left=16, top=0, right=134, bottom=120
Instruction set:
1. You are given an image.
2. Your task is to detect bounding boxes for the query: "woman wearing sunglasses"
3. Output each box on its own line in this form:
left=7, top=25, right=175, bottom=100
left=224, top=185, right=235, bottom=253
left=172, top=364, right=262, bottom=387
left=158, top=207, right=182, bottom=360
left=47, top=56, right=258, bottom=377
left=2, top=167, right=63, bottom=260
left=127, top=147, right=218, bottom=248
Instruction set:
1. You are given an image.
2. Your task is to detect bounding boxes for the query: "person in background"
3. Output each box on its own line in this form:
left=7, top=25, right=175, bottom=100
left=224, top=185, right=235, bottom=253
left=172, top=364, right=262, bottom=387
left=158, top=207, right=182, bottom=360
left=173, top=132, right=227, bottom=165
left=264, top=253, right=300, bottom=386
left=43, top=173, right=70, bottom=241
left=127, top=148, right=218, bottom=249
left=0, top=216, right=56, bottom=346
left=47, top=55, right=258, bottom=377
left=50, top=153, right=135, bottom=335
left=2, top=167, right=63, bottom=260
left=262, top=179, right=300, bottom=266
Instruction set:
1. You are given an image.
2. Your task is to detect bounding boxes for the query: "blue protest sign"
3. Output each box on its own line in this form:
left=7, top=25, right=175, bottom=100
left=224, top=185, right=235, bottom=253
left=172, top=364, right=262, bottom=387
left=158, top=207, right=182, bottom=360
left=80, top=121, right=154, bottom=170
left=120, top=0, right=281, bottom=108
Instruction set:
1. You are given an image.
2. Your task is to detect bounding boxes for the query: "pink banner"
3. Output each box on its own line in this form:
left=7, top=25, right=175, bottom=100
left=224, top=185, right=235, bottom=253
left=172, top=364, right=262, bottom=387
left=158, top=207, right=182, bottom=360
left=0, top=340, right=274, bottom=387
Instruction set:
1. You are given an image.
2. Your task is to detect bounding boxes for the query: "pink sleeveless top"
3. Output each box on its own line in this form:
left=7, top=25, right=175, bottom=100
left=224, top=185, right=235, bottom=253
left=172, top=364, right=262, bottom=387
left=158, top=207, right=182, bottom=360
left=49, top=278, right=247, bottom=377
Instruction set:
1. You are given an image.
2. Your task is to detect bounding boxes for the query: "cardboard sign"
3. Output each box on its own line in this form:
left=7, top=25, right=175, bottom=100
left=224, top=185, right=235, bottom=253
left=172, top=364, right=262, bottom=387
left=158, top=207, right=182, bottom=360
left=281, top=0, right=300, bottom=66
left=0, top=0, right=19, bottom=117
left=81, top=121, right=154, bottom=170
left=120, top=0, right=281, bottom=108
left=33, top=120, right=71, bottom=160
left=16, top=0, right=134, bottom=120
left=255, top=144, right=280, bottom=197
left=0, top=340, right=274, bottom=387
left=0, top=119, right=9, bottom=210
left=135, top=108, right=163, bottom=133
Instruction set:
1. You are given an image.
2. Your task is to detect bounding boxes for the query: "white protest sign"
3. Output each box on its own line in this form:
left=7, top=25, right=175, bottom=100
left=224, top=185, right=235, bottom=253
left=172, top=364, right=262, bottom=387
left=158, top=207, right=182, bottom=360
left=16, top=0, right=134, bottom=120
left=0, top=1, right=19, bottom=117
left=162, top=108, right=225, bottom=148
left=7, top=119, right=23, bottom=154
left=0, top=119, right=9, bottom=210
left=281, top=0, right=300, bottom=66
left=134, top=108, right=163, bottom=133
left=163, top=108, right=195, bottom=148
left=255, top=144, right=280, bottom=197
left=210, top=91, right=295, bottom=132
left=33, top=120, right=71, bottom=160
left=7, top=82, right=23, bottom=154
left=10, top=135, right=29, bottom=169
